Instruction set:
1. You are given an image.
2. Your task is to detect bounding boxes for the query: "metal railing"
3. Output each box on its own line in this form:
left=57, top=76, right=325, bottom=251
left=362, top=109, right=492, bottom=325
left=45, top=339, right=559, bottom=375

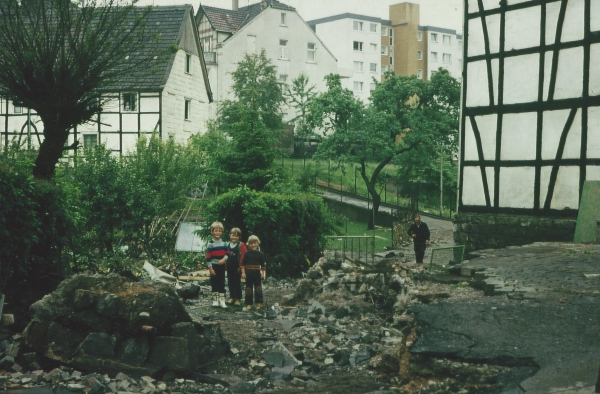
left=326, top=235, right=376, bottom=264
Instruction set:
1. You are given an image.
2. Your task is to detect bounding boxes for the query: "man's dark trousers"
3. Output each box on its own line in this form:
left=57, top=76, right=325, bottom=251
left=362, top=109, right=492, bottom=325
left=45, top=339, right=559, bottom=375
left=414, top=243, right=427, bottom=264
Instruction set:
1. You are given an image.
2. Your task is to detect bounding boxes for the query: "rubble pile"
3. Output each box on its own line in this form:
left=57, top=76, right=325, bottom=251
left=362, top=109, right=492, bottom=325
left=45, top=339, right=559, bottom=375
left=21, top=273, right=229, bottom=378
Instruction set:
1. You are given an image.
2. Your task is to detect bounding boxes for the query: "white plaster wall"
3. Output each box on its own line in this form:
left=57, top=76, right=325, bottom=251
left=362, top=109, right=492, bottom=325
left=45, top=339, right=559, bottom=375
left=162, top=50, right=211, bottom=144
left=314, top=17, right=382, bottom=102
left=216, top=7, right=340, bottom=121
left=462, top=0, right=600, bottom=211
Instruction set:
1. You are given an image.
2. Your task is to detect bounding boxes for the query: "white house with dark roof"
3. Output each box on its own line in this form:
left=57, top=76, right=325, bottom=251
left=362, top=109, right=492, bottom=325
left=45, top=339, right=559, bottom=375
left=0, top=5, right=213, bottom=154
left=196, top=0, right=343, bottom=120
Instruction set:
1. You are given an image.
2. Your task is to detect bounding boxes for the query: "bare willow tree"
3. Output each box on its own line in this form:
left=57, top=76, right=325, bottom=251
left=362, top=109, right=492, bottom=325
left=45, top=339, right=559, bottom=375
left=0, top=0, right=160, bottom=179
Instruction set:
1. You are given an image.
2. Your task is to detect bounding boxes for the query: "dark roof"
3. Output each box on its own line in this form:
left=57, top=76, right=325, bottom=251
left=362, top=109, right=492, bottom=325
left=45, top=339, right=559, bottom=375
left=199, top=0, right=295, bottom=34
left=105, top=5, right=212, bottom=101
left=105, top=5, right=191, bottom=90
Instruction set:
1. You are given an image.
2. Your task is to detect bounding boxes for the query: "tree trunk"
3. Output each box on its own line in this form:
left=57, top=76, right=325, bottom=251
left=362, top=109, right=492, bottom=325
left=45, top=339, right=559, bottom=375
left=367, top=192, right=381, bottom=230
left=32, top=122, right=70, bottom=180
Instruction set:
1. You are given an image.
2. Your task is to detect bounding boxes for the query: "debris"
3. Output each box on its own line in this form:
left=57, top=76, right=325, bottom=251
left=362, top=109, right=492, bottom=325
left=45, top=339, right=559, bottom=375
left=143, top=261, right=178, bottom=284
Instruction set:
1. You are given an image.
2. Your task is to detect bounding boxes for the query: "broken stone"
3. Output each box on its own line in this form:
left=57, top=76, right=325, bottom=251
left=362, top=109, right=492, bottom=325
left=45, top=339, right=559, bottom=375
left=76, top=332, right=116, bottom=358
left=73, top=289, right=94, bottom=310
left=1, top=314, right=14, bottom=326
left=0, top=355, right=14, bottom=368
left=261, top=342, right=301, bottom=368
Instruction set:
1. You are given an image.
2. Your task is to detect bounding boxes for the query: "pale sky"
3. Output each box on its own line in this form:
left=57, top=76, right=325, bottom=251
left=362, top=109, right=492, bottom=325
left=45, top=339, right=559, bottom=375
left=136, top=0, right=464, bottom=33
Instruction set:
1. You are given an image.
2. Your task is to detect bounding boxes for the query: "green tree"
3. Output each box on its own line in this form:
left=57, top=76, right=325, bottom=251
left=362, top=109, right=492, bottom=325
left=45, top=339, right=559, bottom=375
left=286, top=73, right=317, bottom=156
left=311, top=70, right=460, bottom=229
left=0, top=0, right=158, bottom=179
left=217, top=49, right=285, bottom=190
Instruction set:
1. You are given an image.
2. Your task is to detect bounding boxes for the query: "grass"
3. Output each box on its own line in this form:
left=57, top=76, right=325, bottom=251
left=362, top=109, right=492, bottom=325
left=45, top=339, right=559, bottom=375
left=326, top=218, right=393, bottom=253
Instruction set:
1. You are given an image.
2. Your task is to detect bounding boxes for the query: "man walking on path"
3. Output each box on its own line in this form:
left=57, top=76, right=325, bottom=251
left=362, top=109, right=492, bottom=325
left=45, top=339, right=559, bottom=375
left=407, top=214, right=430, bottom=263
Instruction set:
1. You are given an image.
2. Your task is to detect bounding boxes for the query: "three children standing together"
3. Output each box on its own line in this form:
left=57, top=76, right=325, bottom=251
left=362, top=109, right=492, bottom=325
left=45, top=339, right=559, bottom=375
left=205, top=222, right=266, bottom=311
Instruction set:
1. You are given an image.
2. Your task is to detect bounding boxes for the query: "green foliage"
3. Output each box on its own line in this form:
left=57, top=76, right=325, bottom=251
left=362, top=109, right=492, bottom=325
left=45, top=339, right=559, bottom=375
left=0, top=155, right=72, bottom=296
left=63, top=145, right=161, bottom=263
left=286, top=73, right=317, bottom=156
left=217, top=50, right=285, bottom=190
left=126, top=133, right=204, bottom=212
left=310, top=70, right=460, bottom=227
left=204, top=187, right=340, bottom=277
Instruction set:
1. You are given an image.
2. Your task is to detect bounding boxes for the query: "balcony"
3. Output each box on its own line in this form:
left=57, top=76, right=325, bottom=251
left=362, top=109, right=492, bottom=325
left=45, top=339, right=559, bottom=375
left=204, top=51, right=217, bottom=64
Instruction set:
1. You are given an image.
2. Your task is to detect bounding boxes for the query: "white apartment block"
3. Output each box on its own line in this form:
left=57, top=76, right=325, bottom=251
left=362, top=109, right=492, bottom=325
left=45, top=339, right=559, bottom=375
left=308, top=14, right=387, bottom=102
left=421, top=26, right=463, bottom=82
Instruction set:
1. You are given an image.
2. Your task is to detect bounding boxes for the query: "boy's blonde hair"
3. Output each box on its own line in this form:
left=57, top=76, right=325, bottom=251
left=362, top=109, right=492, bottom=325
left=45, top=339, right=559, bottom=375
left=210, top=221, right=224, bottom=232
left=230, top=227, right=242, bottom=236
left=247, top=235, right=260, bottom=245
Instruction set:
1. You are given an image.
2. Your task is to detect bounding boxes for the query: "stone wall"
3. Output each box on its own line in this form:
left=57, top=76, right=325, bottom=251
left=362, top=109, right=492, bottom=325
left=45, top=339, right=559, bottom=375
left=453, top=212, right=577, bottom=254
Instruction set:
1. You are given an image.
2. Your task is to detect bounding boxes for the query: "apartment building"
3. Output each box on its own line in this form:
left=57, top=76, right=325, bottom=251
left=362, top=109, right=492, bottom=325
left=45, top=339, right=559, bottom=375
left=389, top=2, right=462, bottom=82
left=308, top=13, right=388, bottom=102
left=309, top=2, right=462, bottom=93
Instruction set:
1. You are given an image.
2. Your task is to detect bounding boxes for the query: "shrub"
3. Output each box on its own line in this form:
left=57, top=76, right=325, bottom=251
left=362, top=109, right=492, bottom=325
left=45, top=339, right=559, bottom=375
left=63, top=145, right=163, bottom=263
left=204, top=187, right=340, bottom=277
left=0, top=160, right=72, bottom=300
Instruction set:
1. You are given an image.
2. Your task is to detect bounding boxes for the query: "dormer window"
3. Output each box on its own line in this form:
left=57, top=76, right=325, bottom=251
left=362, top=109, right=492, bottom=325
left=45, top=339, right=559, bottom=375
left=122, top=92, right=137, bottom=112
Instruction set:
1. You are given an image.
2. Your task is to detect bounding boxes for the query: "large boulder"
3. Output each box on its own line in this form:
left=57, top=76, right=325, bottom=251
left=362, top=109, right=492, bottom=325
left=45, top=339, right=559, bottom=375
left=22, top=272, right=229, bottom=377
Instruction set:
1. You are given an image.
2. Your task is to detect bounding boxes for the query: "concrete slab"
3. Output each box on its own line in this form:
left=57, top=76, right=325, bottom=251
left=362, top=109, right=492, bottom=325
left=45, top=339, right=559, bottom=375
left=411, top=242, right=600, bottom=393
left=574, top=181, right=600, bottom=243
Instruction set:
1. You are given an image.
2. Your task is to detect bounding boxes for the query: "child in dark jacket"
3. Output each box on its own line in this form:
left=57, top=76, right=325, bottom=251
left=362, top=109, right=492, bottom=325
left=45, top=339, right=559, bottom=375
left=240, top=235, right=266, bottom=311
left=226, top=228, right=247, bottom=306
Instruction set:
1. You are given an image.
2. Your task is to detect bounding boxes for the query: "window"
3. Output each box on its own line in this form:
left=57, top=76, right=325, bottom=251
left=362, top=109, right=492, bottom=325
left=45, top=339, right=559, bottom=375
left=370, top=82, right=376, bottom=91
left=279, top=74, right=287, bottom=94
left=353, top=61, right=363, bottom=72
left=417, top=50, right=422, bottom=60
left=443, top=53, right=452, bottom=63
left=281, top=13, right=286, bottom=25
left=0, top=98, right=3, bottom=114
left=417, top=69, right=423, bottom=79
left=381, top=65, right=388, bottom=73
left=185, top=53, right=192, bottom=74
left=390, top=28, right=393, bottom=37
left=353, top=41, right=363, bottom=51
left=381, top=26, right=388, bottom=36
left=370, top=23, right=377, bottom=32
left=203, top=37, right=212, bottom=52
left=83, top=134, right=98, bottom=150
left=13, top=104, right=22, bottom=114
left=431, top=51, right=438, bottom=61
left=370, top=43, right=378, bottom=52
left=389, top=56, right=393, bottom=65
left=307, top=43, right=316, bottom=62
left=418, top=31, right=423, bottom=41
left=353, top=81, right=363, bottom=92
left=122, top=93, right=137, bottom=112
left=381, top=45, right=388, bottom=55
left=353, top=21, right=363, bottom=31
left=370, top=63, right=377, bottom=72
left=443, top=35, right=451, bottom=45
left=431, top=33, right=438, bottom=43
left=389, top=36, right=393, bottom=45
left=279, top=39, right=288, bottom=59
left=184, top=99, right=191, bottom=120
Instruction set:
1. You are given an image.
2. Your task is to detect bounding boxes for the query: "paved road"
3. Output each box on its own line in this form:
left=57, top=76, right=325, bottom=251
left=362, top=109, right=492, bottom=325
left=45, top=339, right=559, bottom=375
left=412, top=242, right=600, bottom=393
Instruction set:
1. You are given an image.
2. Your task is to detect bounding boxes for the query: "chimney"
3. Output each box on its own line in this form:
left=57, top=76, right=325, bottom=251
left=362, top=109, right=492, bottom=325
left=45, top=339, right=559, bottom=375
left=232, top=0, right=238, bottom=11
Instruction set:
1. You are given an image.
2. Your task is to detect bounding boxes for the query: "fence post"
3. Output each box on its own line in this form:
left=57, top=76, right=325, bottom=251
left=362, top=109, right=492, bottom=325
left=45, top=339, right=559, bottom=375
left=354, top=167, right=357, bottom=194
left=384, top=172, right=387, bottom=203
left=328, top=160, right=331, bottom=188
